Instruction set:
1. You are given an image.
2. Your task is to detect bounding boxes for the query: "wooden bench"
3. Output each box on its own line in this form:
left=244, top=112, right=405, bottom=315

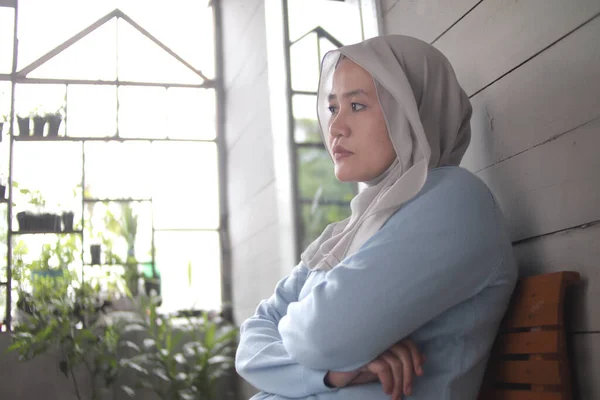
left=478, top=271, right=581, bottom=400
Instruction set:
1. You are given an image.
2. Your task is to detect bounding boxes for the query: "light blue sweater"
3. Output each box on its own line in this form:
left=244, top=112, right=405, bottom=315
left=235, top=167, right=518, bottom=399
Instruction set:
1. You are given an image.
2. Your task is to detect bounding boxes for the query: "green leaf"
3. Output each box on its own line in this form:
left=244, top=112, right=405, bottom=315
left=122, top=340, right=140, bottom=352
left=121, top=385, right=136, bottom=397
left=214, top=326, right=238, bottom=345
left=204, top=322, right=216, bottom=348
left=208, top=355, right=234, bottom=365
left=143, top=338, right=156, bottom=350
left=174, top=353, right=186, bottom=364
left=122, top=360, right=148, bottom=375
left=124, top=323, right=147, bottom=334
left=152, top=368, right=170, bottom=382
left=180, top=392, right=196, bottom=400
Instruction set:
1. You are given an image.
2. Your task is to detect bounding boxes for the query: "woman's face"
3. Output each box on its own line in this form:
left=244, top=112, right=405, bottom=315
left=327, top=57, right=396, bottom=183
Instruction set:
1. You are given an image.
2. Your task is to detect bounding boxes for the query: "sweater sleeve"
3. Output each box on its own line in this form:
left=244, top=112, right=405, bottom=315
left=278, top=170, right=511, bottom=372
left=235, top=263, right=338, bottom=397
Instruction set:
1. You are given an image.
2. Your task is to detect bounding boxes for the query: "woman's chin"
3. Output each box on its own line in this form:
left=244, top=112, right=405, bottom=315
left=334, top=168, right=359, bottom=183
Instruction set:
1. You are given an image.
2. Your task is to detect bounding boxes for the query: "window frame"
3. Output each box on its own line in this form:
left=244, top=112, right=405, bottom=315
left=0, top=1, right=228, bottom=329
left=282, top=0, right=381, bottom=260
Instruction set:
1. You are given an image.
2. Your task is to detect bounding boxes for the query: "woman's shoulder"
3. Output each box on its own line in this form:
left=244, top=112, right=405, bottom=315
left=387, top=166, right=501, bottom=229
left=414, top=166, right=498, bottom=209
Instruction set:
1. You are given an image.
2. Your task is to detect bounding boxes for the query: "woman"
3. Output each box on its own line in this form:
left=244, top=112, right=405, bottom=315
left=235, top=35, right=518, bottom=400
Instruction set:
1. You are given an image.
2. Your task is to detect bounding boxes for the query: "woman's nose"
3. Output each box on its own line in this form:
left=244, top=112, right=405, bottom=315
left=329, top=113, right=350, bottom=138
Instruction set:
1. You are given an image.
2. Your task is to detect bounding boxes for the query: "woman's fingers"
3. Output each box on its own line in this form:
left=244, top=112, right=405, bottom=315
left=388, top=342, right=415, bottom=395
left=402, top=339, right=425, bottom=376
left=381, top=351, right=404, bottom=400
left=348, top=370, right=378, bottom=385
left=367, top=359, right=394, bottom=396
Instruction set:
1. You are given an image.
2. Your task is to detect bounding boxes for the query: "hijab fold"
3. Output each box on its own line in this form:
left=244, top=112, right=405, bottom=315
left=301, top=35, right=472, bottom=271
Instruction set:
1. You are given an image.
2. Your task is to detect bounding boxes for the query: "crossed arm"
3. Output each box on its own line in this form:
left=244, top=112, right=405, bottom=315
left=235, top=171, right=503, bottom=398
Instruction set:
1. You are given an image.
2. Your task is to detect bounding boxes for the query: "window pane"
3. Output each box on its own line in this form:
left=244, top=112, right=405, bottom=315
left=293, top=94, right=321, bottom=143
left=117, top=18, right=203, bottom=85
left=290, top=32, right=319, bottom=92
left=0, top=7, right=15, bottom=74
left=297, top=147, right=356, bottom=202
left=12, top=142, right=82, bottom=224
left=300, top=203, right=350, bottom=250
left=83, top=201, right=152, bottom=265
left=155, top=231, right=221, bottom=314
left=14, top=84, right=66, bottom=126
left=11, top=234, right=83, bottom=283
left=0, top=204, right=7, bottom=268
left=67, top=85, right=117, bottom=138
left=152, top=142, right=219, bottom=230
left=1, top=82, right=11, bottom=174
left=119, top=0, right=215, bottom=78
left=319, top=36, right=339, bottom=58
left=28, top=19, right=117, bottom=81
left=118, top=86, right=167, bottom=139
left=84, top=141, right=153, bottom=200
left=16, top=1, right=116, bottom=70
left=288, top=0, right=362, bottom=45
left=166, top=88, right=216, bottom=140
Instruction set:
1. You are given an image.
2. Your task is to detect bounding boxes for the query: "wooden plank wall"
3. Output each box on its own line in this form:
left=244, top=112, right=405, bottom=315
left=382, top=1, right=600, bottom=398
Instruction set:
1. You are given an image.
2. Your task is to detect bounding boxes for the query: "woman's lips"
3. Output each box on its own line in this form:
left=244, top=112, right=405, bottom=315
left=333, top=151, right=353, bottom=160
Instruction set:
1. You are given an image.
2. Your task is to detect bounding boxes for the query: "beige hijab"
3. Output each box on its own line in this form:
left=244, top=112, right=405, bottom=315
left=302, top=35, right=472, bottom=271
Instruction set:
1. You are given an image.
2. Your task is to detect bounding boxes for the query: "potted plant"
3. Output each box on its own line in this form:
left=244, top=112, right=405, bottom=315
left=14, top=182, right=63, bottom=232
left=104, top=203, right=141, bottom=296
left=121, top=298, right=238, bottom=400
left=9, top=269, right=134, bottom=400
left=59, top=186, right=80, bottom=232
left=17, top=114, right=30, bottom=138
left=45, top=108, right=64, bottom=137
left=62, top=211, right=75, bottom=231
left=90, top=244, right=102, bottom=265
left=0, top=174, right=6, bottom=201
left=14, top=183, right=46, bottom=232
left=0, top=113, right=6, bottom=142
left=32, top=113, right=46, bottom=137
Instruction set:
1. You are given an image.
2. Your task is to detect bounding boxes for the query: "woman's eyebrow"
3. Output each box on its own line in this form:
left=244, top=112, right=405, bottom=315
left=328, top=89, right=368, bottom=102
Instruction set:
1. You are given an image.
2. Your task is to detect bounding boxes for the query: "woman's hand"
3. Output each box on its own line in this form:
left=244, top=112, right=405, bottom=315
left=325, top=339, right=425, bottom=399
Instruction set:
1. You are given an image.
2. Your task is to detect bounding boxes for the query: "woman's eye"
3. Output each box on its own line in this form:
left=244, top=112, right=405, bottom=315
left=328, top=105, right=338, bottom=114
left=352, top=103, right=365, bottom=111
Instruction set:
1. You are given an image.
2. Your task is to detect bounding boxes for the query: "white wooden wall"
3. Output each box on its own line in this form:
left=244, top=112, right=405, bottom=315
left=382, top=1, right=600, bottom=398
left=221, top=0, right=294, bottom=398
left=221, top=0, right=286, bottom=326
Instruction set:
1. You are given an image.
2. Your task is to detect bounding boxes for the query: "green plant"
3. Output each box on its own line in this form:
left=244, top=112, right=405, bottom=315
left=9, top=272, right=131, bottom=400
left=43, top=106, right=65, bottom=119
left=13, top=181, right=46, bottom=209
left=104, top=203, right=140, bottom=294
left=121, top=298, right=238, bottom=400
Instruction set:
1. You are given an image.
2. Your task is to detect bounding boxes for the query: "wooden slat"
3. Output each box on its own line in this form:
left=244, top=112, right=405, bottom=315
left=461, top=15, right=600, bottom=173
left=228, top=183, right=278, bottom=247
left=227, top=112, right=275, bottom=209
left=494, top=331, right=561, bottom=355
left=479, top=389, right=566, bottom=400
left=382, top=0, right=480, bottom=42
left=491, top=360, right=563, bottom=385
left=501, top=272, right=575, bottom=329
left=513, top=223, right=600, bottom=332
left=222, top=0, right=264, bottom=88
left=476, top=115, right=600, bottom=243
left=434, top=0, right=600, bottom=95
